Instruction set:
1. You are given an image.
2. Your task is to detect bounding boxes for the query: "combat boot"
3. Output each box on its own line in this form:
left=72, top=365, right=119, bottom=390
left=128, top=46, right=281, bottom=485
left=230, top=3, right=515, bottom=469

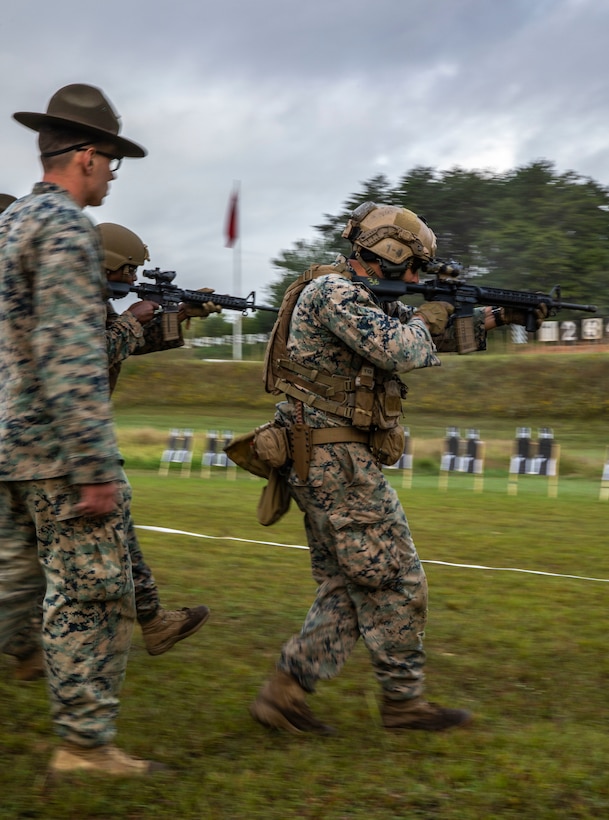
left=141, top=604, right=210, bottom=656
left=381, top=696, right=473, bottom=731
left=249, top=669, right=335, bottom=735
left=13, top=647, right=45, bottom=682
left=49, top=743, right=168, bottom=777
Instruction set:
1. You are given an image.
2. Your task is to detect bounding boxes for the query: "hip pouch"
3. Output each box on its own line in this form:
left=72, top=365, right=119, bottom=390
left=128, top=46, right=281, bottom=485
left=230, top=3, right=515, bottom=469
left=370, top=424, right=406, bottom=465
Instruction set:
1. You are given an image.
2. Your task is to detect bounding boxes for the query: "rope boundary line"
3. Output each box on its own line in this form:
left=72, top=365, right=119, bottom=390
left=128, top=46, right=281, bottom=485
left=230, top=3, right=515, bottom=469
left=136, top=525, right=609, bottom=584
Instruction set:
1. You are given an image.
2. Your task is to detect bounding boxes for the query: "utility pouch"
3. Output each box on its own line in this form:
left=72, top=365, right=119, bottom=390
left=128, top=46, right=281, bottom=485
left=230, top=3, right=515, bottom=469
left=257, top=469, right=292, bottom=526
left=224, top=430, right=270, bottom=478
left=372, top=378, right=405, bottom=430
left=253, top=423, right=290, bottom=469
left=370, top=424, right=406, bottom=466
left=352, top=365, right=375, bottom=429
left=290, top=423, right=312, bottom=482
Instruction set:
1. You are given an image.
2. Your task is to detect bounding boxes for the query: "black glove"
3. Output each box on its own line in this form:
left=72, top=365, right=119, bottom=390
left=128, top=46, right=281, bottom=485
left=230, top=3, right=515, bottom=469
left=415, top=301, right=455, bottom=334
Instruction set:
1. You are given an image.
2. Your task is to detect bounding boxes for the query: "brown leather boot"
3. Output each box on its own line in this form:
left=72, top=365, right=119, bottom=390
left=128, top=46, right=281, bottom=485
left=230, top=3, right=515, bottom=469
left=141, top=605, right=210, bottom=656
left=13, top=647, right=45, bottom=682
left=381, top=696, right=473, bottom=731
left=49, top=743, right=168, bottom=777
left=249, top=669, right=335, bottom=735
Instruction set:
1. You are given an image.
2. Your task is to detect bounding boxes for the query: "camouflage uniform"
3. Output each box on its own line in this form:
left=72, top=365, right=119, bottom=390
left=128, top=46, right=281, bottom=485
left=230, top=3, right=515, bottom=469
left=0, top=183, right=134, bottom=747
left=273, top=271, right=486, bottom=700
left=105, top=304, right=183, bottom=619
left=3, top=303, right=185, bottom=659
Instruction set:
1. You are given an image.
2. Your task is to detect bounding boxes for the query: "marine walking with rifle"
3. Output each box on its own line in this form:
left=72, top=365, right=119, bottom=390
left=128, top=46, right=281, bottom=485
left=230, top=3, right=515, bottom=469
left=244, top=202, right=553, bottom=735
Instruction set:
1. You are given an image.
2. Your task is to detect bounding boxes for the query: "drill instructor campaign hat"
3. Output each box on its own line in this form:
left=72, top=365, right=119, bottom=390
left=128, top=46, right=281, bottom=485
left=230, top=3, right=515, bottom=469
left=0, top=194, right=17, bottom=213
left=13, top=84, right=147, bottom=158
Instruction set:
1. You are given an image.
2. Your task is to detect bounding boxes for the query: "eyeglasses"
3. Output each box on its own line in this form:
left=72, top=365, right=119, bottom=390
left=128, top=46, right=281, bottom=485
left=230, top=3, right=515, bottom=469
left=94, top=150, right=122, bottom=172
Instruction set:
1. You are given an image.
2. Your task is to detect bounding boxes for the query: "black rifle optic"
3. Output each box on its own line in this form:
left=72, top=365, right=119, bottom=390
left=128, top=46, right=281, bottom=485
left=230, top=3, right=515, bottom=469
left=353, top=259, right=597, bottom=354
left=107, top=268, right=278, bottom=315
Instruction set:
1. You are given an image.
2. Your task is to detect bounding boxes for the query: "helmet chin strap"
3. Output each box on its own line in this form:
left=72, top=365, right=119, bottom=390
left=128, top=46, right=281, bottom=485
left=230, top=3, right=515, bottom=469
left=353, top=249, right=409, bottom=280
left=352, top=249, right=378, bottom=278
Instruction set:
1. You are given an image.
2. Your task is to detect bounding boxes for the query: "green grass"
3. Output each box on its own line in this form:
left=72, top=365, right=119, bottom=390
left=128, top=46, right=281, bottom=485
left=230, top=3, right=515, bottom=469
left=2, top=470, right=609, bottom=819
left=3, top=351, right=609, bottom=817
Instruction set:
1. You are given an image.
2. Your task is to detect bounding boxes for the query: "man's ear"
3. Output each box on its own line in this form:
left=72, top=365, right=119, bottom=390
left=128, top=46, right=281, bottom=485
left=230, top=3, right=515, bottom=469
left=76, top=146, right=95, bottom=173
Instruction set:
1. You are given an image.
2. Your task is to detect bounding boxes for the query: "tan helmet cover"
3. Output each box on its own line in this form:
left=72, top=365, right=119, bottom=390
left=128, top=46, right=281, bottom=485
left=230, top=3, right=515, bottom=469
left=98, top=222, right=150, bottom=271
left=342, top=202, right=437, bottom=264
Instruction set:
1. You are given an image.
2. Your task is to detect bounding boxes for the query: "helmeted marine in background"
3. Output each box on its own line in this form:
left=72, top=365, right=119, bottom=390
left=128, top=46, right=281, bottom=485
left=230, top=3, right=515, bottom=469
left=250, top=201, right=492, bottom=734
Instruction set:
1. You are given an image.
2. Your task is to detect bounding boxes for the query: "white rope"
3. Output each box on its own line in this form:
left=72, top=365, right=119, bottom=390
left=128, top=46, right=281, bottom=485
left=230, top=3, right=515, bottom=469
left=136, top=525, right=609, bottom=584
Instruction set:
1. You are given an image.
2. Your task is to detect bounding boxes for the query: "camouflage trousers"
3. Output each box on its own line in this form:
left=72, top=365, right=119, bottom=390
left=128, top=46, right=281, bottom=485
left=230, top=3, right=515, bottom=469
left=279, top=441, right=428, bottom=700
left=3, top=503, right=159, bottom=659
left=0, top=475, right=136, bottom=747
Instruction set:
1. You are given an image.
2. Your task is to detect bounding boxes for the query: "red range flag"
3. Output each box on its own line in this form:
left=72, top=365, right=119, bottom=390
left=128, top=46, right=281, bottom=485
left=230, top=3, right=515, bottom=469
left=225, top=188, right=239, bottom=247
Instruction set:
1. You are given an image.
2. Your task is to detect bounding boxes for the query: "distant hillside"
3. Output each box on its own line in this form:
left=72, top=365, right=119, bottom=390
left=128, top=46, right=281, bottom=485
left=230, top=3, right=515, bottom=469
left=113, top=349, right=609, bottom=419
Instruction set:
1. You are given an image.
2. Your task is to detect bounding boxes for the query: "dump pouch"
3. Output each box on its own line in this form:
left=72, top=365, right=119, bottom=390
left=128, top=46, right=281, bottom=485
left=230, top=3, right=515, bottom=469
left=257, top=468, right=292, bottom=526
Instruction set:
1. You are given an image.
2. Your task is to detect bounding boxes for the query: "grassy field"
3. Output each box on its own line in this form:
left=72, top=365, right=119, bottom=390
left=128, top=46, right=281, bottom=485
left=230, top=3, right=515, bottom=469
left=1, top=352, right=609, bottom=818
left=2, top=469, right=609, bottom=818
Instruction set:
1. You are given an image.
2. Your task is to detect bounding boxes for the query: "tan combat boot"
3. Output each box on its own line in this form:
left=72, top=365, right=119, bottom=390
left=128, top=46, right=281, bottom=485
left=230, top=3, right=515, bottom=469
left=381, top=696, right=473, bottom=731
left=13, top=647, right=45, bottom=682
left=249, top=669, right=335, bottom=735
left=141, top=604, right=210, bottom=656
left=49, top=743, right=168, bottom=777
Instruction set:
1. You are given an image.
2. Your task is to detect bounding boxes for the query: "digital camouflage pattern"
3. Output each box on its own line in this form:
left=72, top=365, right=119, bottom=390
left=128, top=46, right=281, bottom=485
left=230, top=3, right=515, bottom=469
left=274, top=271, right=487, bottom=698
left=0, top=183, right=133, bottom=747
left=0, top=183, right=121, bottom=484
left=106, top=303, right=182, bottom=393
left=0, top=475, right=135, bottom=746
left=2, top=299, right=174, bottom=661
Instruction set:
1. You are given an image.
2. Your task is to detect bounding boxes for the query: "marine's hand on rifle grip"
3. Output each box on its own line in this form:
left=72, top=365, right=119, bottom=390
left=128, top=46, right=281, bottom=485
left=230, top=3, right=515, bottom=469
left=127, top=300, right=161, bottom=324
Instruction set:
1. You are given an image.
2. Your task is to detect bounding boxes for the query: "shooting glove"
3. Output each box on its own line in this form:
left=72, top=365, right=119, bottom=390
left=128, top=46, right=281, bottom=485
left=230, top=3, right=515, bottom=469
left=500, top=302, right=548, bottom=330
left=415, top=301, right=455, bottom=334
left=180, top=288, right=223, bottom=319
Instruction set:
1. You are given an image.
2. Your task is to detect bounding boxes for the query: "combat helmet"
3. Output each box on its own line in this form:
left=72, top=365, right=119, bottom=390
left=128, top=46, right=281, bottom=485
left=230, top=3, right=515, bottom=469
left=98, top=222, right=150, bottom=271
left=342, top=202, right=437, bottom=279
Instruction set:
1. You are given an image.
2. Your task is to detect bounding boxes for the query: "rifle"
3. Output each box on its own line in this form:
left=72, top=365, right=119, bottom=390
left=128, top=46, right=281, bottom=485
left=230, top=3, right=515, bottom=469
left=352, top=260, right=597, bottom=354
left=108, top=267, right=278, bottom=316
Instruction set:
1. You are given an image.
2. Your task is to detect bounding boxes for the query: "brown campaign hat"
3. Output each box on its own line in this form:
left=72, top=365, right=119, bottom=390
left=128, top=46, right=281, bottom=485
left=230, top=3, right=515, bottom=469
left=0, top=193, right=17, bottom=213
left=13, top=84, right=147, bottom=158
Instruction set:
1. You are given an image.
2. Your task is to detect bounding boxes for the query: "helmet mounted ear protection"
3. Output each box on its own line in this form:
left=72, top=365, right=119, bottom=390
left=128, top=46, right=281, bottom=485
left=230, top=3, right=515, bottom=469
left=342, top=202, right=437, bottom=279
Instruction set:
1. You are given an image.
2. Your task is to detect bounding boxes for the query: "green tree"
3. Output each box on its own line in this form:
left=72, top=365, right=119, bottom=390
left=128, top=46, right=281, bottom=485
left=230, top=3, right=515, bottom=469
left=267, top=160, right=609, bottom=312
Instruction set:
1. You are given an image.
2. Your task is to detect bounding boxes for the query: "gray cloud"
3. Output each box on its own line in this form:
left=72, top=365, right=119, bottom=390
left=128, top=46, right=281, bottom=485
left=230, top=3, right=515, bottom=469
left=1, top=0, right=608, bottom=301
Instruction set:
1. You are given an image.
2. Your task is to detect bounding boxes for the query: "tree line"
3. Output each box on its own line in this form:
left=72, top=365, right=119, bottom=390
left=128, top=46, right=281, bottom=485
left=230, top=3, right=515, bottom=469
left=190, top=160, right=609, bottom=339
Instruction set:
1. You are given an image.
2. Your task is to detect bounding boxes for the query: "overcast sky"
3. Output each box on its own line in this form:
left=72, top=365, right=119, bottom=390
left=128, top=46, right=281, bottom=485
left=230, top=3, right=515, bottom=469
left=1, top=0, right=608, bottom=306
